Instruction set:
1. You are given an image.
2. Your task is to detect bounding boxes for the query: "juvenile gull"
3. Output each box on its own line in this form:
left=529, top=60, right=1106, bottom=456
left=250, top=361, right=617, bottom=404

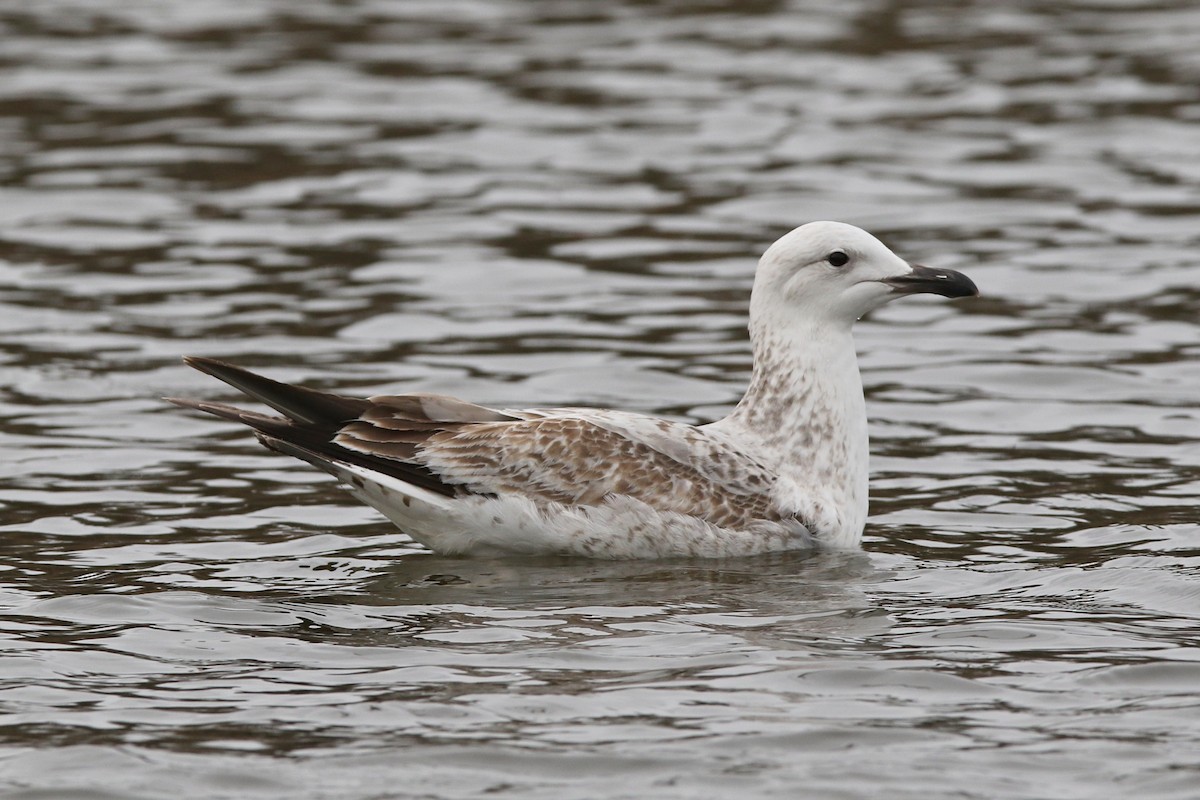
left=168, top=221, right=977, bottom=559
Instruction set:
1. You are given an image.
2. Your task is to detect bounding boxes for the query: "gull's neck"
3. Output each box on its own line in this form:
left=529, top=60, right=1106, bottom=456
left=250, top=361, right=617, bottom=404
left=713, top=314, right=869, bottom=548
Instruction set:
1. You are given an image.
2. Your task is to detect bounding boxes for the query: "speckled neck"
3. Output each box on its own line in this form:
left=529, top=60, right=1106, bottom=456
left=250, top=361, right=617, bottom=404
left=714, top=318, right=869, bottom=547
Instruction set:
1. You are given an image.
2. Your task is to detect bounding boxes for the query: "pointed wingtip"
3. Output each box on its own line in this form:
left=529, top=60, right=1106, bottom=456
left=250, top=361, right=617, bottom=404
left=181, top=355, right=232, bottom=376
left=176, top=355, right=370, bottom=425
left=163, top=394, right=215, bottom=414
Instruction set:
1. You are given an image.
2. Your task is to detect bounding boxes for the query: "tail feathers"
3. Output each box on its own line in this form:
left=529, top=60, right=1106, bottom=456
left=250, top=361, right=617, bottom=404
left=255, top=433, right=346, bottom=478
left=255, top=431, right=459, bottom=499
left=181, top=356, right=369, bottom=425
left=259, top=435, right=456, bottom=528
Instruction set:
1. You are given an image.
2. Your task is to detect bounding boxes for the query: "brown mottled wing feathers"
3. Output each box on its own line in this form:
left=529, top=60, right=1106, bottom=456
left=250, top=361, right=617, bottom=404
left=340, top=413, right=777, bottom=529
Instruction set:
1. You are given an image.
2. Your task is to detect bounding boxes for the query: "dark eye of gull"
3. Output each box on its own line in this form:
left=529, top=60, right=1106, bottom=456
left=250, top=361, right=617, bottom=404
left=827, top=250, right=850, bottom=267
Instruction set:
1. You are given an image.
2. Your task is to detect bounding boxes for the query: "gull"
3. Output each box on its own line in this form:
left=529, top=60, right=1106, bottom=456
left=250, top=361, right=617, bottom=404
left=168, top=221, right=977, bottom=559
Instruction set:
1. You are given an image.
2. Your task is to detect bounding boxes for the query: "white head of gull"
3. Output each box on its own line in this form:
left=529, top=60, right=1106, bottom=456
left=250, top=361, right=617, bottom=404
left=169, top=221, right=977, bottom=559
left=710, top=221, right=977, bottom=548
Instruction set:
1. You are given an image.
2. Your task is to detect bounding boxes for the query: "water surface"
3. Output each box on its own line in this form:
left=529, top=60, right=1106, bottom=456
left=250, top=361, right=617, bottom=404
left=1, top=1, right=1198, bottom=798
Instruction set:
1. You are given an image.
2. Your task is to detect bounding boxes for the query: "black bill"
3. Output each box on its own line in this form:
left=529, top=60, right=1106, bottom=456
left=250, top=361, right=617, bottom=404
left=883, top=264, right=978, bottom=298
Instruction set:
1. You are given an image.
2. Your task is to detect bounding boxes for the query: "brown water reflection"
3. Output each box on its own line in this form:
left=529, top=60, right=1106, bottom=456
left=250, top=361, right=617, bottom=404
left=1, top=1, right=1199, bottom=798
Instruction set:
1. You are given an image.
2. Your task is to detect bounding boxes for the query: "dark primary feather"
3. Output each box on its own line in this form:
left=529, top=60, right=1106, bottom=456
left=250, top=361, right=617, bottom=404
left=180, top=356, right=370, bottom=424
left=166, top=358, right=457, bottom=497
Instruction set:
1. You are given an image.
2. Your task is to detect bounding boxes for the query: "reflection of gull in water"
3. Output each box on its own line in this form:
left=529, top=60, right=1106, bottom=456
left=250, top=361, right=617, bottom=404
left=168, top=222, right=977, bottom=559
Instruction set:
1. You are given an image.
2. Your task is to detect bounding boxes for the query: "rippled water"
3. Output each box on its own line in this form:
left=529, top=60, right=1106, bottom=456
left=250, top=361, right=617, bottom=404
left=2, top=1, right=1198, bottom=797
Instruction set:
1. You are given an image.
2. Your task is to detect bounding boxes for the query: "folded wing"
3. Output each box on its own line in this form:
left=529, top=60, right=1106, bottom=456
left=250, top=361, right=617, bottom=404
left=170, top=358, right=781, bottom=530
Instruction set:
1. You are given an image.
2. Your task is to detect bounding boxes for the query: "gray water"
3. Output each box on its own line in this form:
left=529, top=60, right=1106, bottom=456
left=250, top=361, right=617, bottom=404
left=1, top=1, right=1198, bottom=798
